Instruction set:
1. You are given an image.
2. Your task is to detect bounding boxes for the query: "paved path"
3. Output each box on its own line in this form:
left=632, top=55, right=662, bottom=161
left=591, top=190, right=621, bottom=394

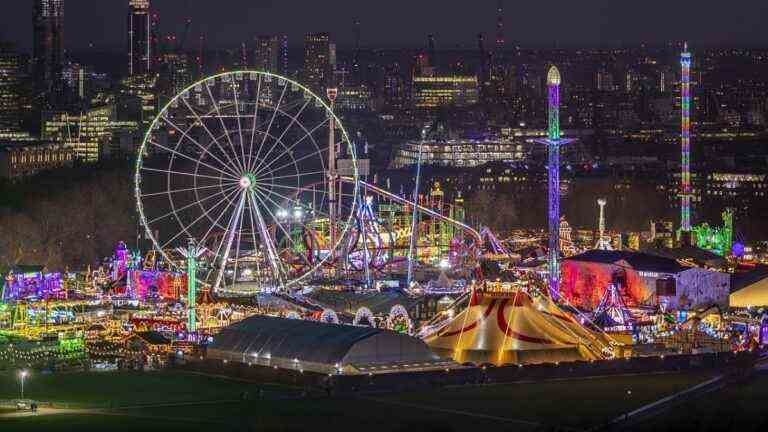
left=0, top=407, right=101, bottom=418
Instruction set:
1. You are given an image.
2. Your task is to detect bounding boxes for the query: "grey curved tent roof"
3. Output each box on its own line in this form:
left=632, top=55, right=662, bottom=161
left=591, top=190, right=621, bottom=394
left=209, top=315, right=384, bottom=366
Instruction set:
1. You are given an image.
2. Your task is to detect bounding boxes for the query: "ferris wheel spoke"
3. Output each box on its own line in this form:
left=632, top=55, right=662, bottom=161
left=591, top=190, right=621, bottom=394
left=244, top=193, right=265, bottom=291
left=159, top=185, right=242, bottom=249
left=149, top=139, right=239, bottom=180
left=141, top=181, right=238, bottom=198
left=212, top=192, right=247, bottom=292
left=230, top=78, right=248, bottom=173
left=147, top=182, right=239, bottom=225
left=204, top=85, right=246, bottom=173
left=251, top=97, right=312, bottom=174
left=181, top=97, right=245, bottom=176
left=256, top=170, right=326, bottom=183
left=253, top=185, right=306, bottom=214
left=141, top=165, right=235, bottom=183
left=254, top=118, right=330, bottom=177
left=230, top=191, right=248, bottom=289
left=251, top=188, right=314, bottom=269
left=247, top=190, right=286, bottom=286
left=250, top=83, right=288, bottom=173
left=247, top=74, right=263, bottom=173
left=195, top=188, right=244, bottom=258
left=159, top=114, right=242, bottom=179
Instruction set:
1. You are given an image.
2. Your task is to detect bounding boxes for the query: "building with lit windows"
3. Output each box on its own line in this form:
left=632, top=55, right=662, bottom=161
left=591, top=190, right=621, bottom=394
left=158, top=53, right=191, bottom=98
left=128, top=0, right=151, bottom=76
left=253, top=35, right=280, bottom=74
left=336, top=84, right=373, bottom=112
left=705, top=172, right=768, bottom=203
left=412, top=75, right=479, bottom=108
left=119, top=74, right=158, bottom=125
left=33, top=0, right=65, bottom=94
left=391, top=129, right=590, bottom=169
left=0, top=44, right=26, bottom=132
left=303, top=33, right=331, bottom=94
left=392, top=138, right=525, bottom=168
left=42, top=105, right=139, bottom=162
left=0, top=142, right=73, bottom=179
left=61, top=62, right=87, bottom=100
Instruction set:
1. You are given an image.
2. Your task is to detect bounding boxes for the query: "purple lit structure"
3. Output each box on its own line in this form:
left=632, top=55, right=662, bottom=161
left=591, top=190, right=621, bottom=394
left=2, top=266, right=64, bottom=301
left=536, top=66, right=574, bottom=299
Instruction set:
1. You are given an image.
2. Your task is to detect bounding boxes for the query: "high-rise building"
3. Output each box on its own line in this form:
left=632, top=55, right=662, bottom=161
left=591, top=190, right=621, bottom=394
left=0, top=43, right=25, bottom=132
left=253, top=35, right=280, bottom=74
left=129, top=0, right=152, bottom=76
left=279, top=35, right=289, bottom=76
left=62, top=62, right=87, bottom=100
left=33, top=0, right=65, bottom=94
left=303, top=33, right=331, bottom=93
left=158, top=53, right=191, bottom=97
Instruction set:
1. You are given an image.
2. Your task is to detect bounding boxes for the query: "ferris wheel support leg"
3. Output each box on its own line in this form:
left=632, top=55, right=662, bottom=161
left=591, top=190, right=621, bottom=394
left=249, top=190, right=284, bottom=290
left=213, top=193, right=246, bottom=293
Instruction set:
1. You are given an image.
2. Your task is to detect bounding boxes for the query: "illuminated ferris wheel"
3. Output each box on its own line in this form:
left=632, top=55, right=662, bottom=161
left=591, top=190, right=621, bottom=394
left=135, top=71, right=358, bottom=293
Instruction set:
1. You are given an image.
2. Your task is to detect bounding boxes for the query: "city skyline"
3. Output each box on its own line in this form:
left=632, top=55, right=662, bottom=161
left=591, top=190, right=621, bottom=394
left=1, top=0, right=768, bottom=52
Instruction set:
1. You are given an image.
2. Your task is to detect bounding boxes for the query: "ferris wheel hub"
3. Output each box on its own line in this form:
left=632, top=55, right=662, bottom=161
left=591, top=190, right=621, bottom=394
left=239, top=173, right=256, bottom=190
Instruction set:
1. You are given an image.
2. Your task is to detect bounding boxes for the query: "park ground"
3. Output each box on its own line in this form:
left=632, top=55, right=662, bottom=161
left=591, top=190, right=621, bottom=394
left=0, top=368, right=760, bottom=431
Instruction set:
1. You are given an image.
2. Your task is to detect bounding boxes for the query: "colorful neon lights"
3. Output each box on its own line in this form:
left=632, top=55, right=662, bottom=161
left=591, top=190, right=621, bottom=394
left=536, top=66, right=573, bottom=299
left=681, top=43, right=692, bottom=232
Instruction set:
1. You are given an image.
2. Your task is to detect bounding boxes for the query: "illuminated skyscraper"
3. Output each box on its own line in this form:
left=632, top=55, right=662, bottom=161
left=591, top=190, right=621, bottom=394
left=680, top=43, right=692, bottom=236
left=129, top=0, right=152, bottom=76
left=280, top=35, right=289, bottom=76
left=496, top=0, right=505, bottom=51
left=303, top=33, right=331, bottom=94
left=33, top=0, right=65, bottom=94
left=254, top=35, right=280, bottom=74
left=0, top=43, right=25, bottom=132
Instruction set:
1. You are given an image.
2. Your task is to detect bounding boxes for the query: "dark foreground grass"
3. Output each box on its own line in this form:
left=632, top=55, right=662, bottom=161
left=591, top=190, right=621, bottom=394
left=376, top=370, right=717, bottom=429
left=0, top=370, right=297, bottom=407
left=0, top=369, right=717, bottom=432
left=631, top=370, right=768, bottom=432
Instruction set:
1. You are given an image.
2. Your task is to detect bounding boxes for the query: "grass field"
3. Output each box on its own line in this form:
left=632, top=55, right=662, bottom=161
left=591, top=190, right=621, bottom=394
left=0, top=369, right=719, bottom=432
left=0, top=370, right=297, bottom=407
left=632, top=370, right=768, bottom=432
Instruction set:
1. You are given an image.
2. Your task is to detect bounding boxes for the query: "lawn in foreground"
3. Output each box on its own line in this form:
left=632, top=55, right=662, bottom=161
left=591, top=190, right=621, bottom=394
left=375, top=370, right=718, bottom=429
left=0, top=370, right=717, bottom=431
left=632, top=370, right=768, bottom=432
left=0, top=370, right=297, bottom=407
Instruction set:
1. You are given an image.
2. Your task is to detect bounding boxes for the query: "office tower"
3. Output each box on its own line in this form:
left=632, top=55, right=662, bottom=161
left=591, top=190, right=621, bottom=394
left=280, top=35, right=288, bottom=76
left=158, top=53, right=191, bottom=96
left=33, top=0, right=65, bottom=94
left=303, top=33, right=330, bottom=93
left=0, top=43, right=25, bottom=132
left=253, top=35, right=280, bottom=74
left=496, top=0, right=505, bottom=51
left=129, top=0, right=152, bottom=76
left=427, top=34, right=436, bottom=67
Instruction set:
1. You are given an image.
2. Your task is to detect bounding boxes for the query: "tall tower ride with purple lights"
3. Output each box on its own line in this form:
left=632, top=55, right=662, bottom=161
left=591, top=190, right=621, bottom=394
left=537, top=66, right=574, bottom=299
left=680, top=43, right=692, bottom=237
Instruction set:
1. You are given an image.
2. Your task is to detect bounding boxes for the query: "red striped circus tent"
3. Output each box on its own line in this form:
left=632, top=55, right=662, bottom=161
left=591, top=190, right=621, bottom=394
left=423, top=289, right=614, bottom=365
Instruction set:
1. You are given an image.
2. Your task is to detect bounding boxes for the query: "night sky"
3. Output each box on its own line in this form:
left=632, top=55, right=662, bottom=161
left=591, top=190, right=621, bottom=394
left=1, top=0, right=767, bottom=51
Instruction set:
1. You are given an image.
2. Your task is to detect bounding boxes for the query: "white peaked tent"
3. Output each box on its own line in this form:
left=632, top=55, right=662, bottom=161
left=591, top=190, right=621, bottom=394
left=424, top=289, right=613, bottom=365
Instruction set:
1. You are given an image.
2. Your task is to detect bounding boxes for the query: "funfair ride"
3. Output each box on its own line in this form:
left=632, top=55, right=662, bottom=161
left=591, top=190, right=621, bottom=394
left=136, top=71, right=359, bottom=294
